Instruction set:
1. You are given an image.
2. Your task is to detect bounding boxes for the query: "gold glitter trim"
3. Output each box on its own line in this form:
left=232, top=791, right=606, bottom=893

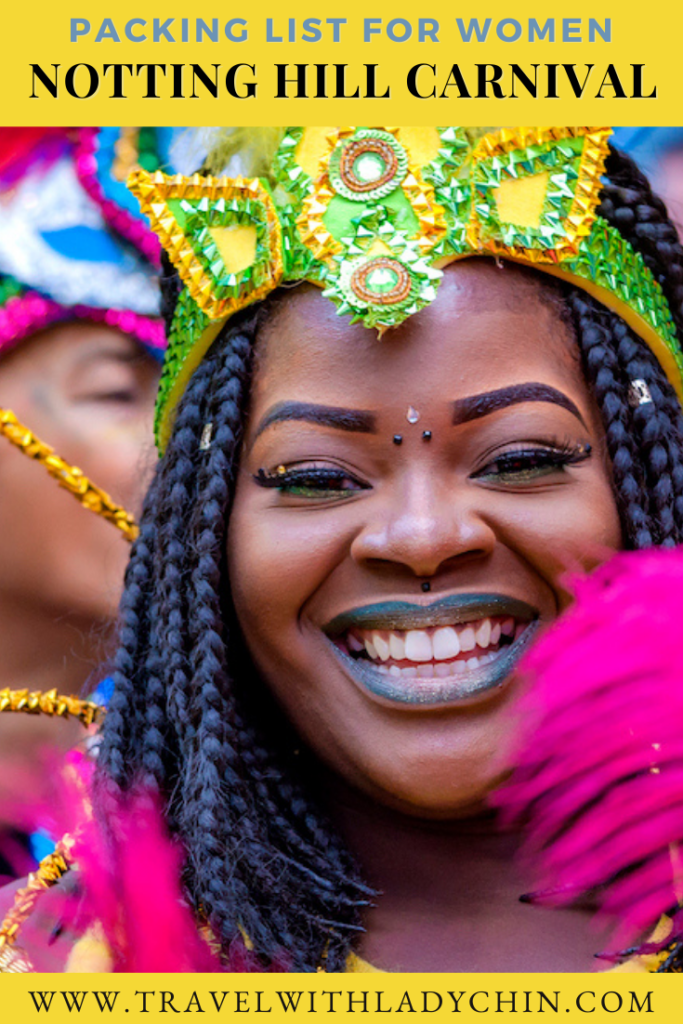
left=0, top=408, right=138, bottom=542
left=0, top=943, right=34, bottom=972
left=0, top=688, right=105, bottom=728
left=0, top=837, right=76, bottom=965
left=468, top=127, right=611, bottom=262
left=128, top=169, right=284, bottom=321
left=297, top=127, right=347, bottom=264
left=297, top=127, right=447, bottom=264
left=402, top=165, right=448, bottom=256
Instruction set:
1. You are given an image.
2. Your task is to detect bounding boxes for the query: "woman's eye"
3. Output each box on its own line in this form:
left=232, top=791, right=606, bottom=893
left=70, top=355, right=158, bottom=407
left=254, top=465, right=370, bottom=499
left=472, top=444, right=592, bottom=484
left=83, top=389, right=138, bottom=404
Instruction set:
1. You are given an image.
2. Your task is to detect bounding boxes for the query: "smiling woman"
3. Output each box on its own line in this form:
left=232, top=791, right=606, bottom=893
left=230, top=267, right=618, bottom=741
left=4, top=126, right=683, bottom=974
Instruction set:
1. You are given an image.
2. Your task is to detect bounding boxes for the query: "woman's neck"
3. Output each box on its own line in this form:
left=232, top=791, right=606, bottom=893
left=327, top=777, right=519, bottom=902
left=323, top=776, right=607, bottom=972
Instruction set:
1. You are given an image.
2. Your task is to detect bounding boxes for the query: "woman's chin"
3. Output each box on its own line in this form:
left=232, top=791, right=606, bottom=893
left=336, top=747, right=516, bottom=821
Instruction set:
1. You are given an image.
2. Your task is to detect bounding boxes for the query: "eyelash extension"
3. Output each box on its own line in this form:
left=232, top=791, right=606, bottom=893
left=254, top=466, right=370, bottom=492
left=473, top=440, right=593, bottom=480
left=254, top=441, right=591, bottom=493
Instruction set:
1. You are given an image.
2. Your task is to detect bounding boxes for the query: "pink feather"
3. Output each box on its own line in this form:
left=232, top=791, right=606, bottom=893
left=494, top=548, right=683, bottom=957
left=70, top=785, right=223, bottom=972
left=66, top=761, right=289, bottom=972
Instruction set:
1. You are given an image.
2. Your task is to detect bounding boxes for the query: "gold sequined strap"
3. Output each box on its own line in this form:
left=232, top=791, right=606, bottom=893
left=0, top=837, right=76, bottom=970
left=0, top=408, right=138, bottom=542
left=0, top=688, right=105, bottom=728
left=0, top=944, right=34, bottom=971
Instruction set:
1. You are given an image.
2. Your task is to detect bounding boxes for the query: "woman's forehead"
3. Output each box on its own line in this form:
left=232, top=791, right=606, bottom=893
left=251, top=261, right=578, bottom=412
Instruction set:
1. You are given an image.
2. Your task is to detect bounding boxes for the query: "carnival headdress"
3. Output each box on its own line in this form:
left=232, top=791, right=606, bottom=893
left=0, top=127, right=173, bottom=360
left=127, top=126, right=683, bottom=451
left=0, top=128, right=177, bottom=543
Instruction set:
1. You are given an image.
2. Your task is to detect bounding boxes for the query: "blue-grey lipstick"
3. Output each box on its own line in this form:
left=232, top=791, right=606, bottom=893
left=325, top=593, right=537, bottom=635
left=324, top=593, right=539, bottom=707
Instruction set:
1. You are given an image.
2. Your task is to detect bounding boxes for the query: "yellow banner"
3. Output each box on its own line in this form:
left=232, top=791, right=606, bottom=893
left=0, top=972, right=675, bottom=1021
left=3, top=0, right=681, bottom=123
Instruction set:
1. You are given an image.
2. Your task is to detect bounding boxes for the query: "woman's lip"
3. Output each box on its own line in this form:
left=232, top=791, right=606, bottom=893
left=324, top=594, right=538, bottom=636
left=326, top=619, right=540, bottom=708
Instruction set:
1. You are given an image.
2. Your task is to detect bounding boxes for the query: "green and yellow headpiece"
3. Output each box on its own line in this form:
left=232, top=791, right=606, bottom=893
left=128, top=126, right=682, bottom=452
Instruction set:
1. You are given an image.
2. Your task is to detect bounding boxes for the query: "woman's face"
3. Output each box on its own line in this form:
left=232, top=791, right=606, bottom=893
left=0, top=322, right=160, bottom=624
left=228, top=261, right=622, bottom=817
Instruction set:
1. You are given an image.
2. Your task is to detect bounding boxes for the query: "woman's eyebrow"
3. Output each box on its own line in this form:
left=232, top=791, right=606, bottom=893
left=251, top=401, right=377, bottom=444
left=77, top=347, right=142, bottom=367
left=452, top=383, right=587, bottom=428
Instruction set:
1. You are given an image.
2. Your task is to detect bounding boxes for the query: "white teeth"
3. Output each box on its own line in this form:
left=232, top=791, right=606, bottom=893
left=364, top=638, right=378, bottom=660
left=404, top=630, right=433, bottom=662
left=433, top=626, right=460, bottom=660
left=417, top=663, right=434, bottom=678
left=403, top=666, right=417, bottom=678
left=372, top=632, right=390, bottom=661
left=475, top=618, right=491, bottom=649
left=352, top=614, right=519, bottom=670
left=389, top=665, right=401, bottom=677
left=389, top=633, right=406, bottom=661
left=458, top=625, right=476, bottom=652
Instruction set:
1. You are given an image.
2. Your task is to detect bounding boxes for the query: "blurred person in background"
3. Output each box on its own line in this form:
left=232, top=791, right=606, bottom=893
left=0, top=128, right=170, bottom=880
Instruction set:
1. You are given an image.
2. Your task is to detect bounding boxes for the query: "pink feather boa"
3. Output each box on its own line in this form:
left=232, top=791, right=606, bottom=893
left=494, top=548, right=683, bottom=958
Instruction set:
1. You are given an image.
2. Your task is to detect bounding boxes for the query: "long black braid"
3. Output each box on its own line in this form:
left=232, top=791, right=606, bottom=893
left=97, top=301, right=372, bottom=971
left=96, top=145, right=683, bottom=972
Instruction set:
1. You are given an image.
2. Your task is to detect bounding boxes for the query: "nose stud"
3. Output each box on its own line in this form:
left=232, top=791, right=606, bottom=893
left=393, top=434, right=403, bottom=445
left=422, top=430, right=432, bottom=442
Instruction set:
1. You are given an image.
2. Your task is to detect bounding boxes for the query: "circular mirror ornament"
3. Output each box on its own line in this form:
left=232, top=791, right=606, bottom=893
left=349, top=256, right=413, bottom=305
left=329, top=130, right=409, bottom=202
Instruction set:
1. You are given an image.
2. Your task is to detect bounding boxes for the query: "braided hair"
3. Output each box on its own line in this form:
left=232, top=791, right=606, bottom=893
left=95, top=146, right=683, bottom=972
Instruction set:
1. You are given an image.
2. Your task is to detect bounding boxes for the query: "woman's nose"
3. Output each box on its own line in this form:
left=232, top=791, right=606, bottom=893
left=349, top=473, right=497, bottom=579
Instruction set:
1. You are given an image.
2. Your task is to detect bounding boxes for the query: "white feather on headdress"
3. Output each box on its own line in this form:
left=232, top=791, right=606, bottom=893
left=170, top=127, right=286, bottom=180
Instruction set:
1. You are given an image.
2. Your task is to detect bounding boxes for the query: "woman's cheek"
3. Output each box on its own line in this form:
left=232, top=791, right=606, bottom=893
left=493, top=483, right=622, bottom=605
left=229, top=498, right=352, bottom=623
